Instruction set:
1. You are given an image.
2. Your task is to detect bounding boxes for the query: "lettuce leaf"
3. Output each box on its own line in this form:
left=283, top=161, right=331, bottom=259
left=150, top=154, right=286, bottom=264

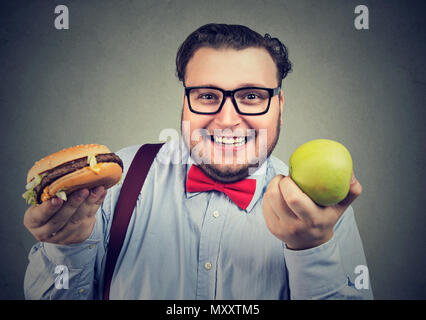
left=22, top=189, right=36, bottom=206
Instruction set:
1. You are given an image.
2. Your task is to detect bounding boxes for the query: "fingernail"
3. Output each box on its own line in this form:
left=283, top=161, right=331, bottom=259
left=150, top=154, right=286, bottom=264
left=78, top=189, right=89, bottom=198
left=93, top=186, right=104, bottom=195
left=50, top=197, right=61, bottom=206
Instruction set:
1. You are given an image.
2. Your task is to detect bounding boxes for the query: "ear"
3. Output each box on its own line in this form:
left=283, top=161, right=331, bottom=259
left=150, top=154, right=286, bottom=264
left=279, top=89, right=284, bottom=126
left=182, top=91, right=189, bottom=109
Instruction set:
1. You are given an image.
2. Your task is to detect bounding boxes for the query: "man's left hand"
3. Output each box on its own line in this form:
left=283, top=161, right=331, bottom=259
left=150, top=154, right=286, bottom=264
left=262, top=173, right=362, bottom=250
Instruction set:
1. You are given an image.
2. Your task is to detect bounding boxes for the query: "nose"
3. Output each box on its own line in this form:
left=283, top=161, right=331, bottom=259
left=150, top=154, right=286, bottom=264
left=213, top=96, right=241, bottom=128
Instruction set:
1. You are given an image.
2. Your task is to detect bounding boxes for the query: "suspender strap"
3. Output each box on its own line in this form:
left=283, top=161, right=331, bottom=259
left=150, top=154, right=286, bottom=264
left=102, top=143, right=164, bottom=300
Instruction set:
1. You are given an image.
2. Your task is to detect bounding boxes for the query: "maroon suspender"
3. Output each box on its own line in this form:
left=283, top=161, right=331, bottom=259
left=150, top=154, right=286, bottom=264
left=102, top=143, right=164, bottom=300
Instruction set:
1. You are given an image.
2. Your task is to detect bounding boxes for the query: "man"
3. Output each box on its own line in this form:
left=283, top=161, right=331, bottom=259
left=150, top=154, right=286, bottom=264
left=24, top=23, right=373, bottom=299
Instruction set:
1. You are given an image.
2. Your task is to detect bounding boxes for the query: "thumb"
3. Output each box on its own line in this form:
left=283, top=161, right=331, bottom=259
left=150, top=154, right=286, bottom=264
left=336, top=172, right=362, bottom=211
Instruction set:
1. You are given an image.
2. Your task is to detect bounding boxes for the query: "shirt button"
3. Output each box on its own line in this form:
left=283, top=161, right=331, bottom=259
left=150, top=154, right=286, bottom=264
left=204, top=262, right=212, bottom=270
left=213, top=211, right=220, bottom=218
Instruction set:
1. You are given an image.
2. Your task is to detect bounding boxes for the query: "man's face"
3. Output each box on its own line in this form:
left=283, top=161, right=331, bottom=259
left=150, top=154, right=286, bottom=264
left=182, top=47, right=284, bottom=183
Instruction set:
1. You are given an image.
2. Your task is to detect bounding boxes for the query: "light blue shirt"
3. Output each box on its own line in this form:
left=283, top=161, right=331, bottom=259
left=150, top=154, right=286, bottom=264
left=24, top=139, right=373, bottom=299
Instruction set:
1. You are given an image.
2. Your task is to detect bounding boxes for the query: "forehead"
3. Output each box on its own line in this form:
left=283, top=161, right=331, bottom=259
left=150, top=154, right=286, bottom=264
left=185, top=47, right=278, bottom=88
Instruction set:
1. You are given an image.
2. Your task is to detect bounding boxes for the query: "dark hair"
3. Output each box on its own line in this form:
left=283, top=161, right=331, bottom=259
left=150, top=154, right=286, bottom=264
left=176, top=23, right=292, bottom=86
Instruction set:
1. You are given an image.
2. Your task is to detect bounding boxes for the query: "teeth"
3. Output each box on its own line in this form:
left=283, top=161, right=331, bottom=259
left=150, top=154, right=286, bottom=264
left=223, top=137, right=234, bottom=144
left=213, top=136, right=246, bottom=146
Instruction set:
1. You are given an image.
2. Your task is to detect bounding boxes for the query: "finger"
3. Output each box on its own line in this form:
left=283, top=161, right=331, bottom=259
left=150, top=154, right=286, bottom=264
left=264, top=175, right=285, bottom=221
left=262, top=196, right=284, bottom=236
left=68, top=186, right=106, bottom=224
left=266, top=174, right=285, bottom=192
left=42, top=188, right=90, bottom=235
left=279, top=176, right=319, bottom=223
left=335, top=172, right=362, bottom=211
left=264, top=175, right=298, bottom=222
left=47, top=216, right=96, bottom=244
left=23, top=197, right=64, bottom=229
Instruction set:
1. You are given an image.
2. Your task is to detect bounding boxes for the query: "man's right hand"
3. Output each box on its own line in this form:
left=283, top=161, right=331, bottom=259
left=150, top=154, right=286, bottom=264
left=23, top=186, right=107, bottom=245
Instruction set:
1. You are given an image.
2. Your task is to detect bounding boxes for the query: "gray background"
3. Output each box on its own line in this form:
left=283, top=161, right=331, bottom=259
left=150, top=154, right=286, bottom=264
left=1, top=0, right=425, bottom=299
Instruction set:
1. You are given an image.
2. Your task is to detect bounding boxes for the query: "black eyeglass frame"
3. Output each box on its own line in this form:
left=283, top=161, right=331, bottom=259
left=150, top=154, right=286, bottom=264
left=184, top=85, right=281, bottom=115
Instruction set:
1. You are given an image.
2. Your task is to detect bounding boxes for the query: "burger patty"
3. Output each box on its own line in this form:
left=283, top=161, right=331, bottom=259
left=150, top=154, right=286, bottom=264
left=34, top=153, right=123, bottom=203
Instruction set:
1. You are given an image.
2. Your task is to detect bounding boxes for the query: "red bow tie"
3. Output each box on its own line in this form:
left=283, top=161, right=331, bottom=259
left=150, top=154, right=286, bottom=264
left=186, top=165, right=256, bottom=210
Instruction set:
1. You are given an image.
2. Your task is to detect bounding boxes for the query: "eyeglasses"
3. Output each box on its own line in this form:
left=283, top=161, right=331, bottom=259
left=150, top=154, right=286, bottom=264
left=184, top=85, right=281, bottom=115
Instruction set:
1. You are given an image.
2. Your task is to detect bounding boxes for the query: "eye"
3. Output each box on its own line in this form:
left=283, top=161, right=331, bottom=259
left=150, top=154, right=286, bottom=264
left=245, top=93, right=259, bottom=100
left=200, top=93, right=216, bottom=100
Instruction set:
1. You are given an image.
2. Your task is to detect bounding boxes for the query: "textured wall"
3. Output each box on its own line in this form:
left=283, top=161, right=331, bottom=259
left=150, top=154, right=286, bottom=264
left=1, top=0, right=425, bottom=299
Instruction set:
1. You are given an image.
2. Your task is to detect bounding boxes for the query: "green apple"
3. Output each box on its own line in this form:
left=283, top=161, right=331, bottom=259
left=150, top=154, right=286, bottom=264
left=289, top=139, right=353, bottom=206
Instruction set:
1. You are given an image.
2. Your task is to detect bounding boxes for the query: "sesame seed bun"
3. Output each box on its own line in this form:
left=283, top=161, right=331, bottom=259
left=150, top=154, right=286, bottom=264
left=27, top=144, right=111, bottom=183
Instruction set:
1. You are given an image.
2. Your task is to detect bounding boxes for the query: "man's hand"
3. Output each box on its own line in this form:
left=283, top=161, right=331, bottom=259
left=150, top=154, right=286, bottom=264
left=23, top=186, right=107, bottom=245
left=263, top=173, right=362, bottom=250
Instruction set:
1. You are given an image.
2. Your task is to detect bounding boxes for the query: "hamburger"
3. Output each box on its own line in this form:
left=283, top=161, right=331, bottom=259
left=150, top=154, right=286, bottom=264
left=23, top=144, right=123, bottom=205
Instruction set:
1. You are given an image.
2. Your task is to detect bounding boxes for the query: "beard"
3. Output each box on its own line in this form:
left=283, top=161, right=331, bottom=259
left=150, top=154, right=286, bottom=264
left=181, top=111, right=281, bottom=183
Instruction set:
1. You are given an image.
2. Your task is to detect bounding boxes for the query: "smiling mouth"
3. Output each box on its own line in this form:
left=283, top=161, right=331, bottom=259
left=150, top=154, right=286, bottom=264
left=210, top=135, right=249, bottom=147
